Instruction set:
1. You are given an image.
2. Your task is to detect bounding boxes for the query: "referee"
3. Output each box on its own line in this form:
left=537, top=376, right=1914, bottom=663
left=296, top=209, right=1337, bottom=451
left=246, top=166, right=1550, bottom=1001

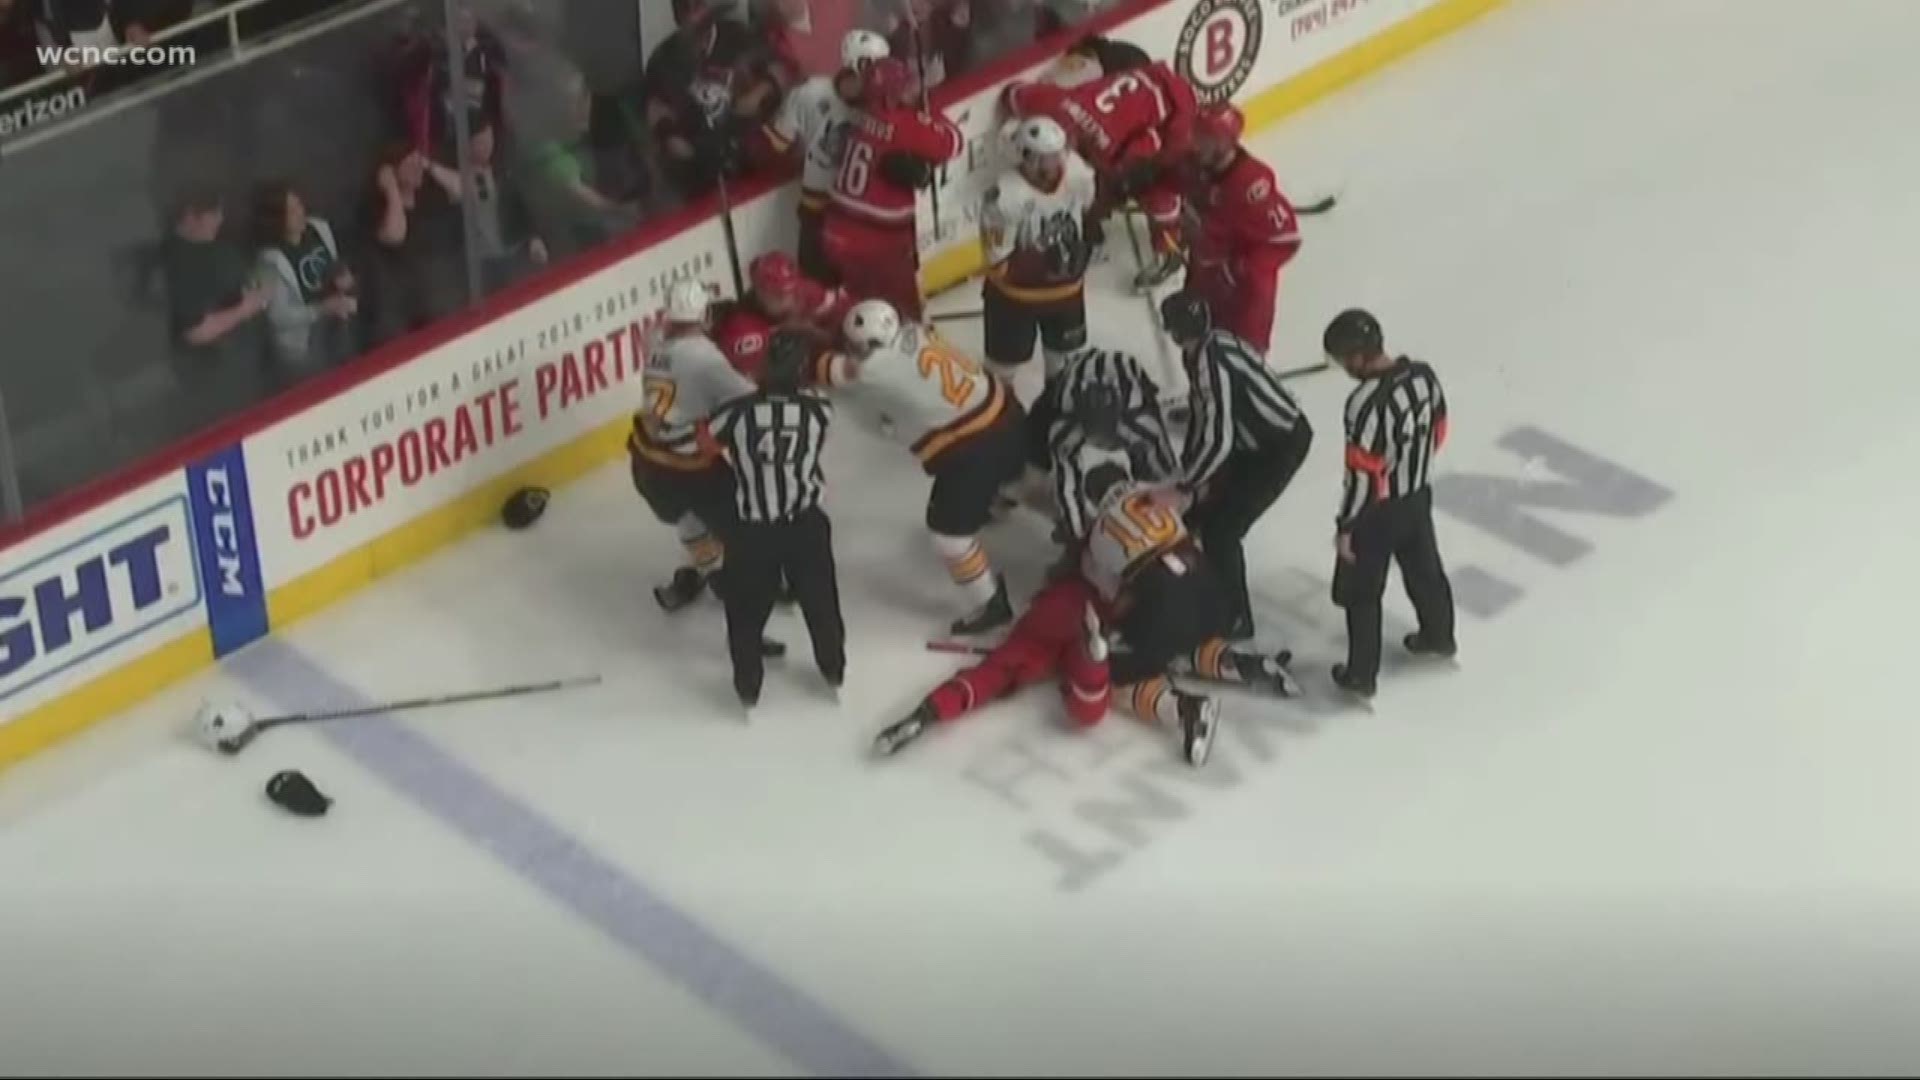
left=699, top=330, right=847, bottom=710
left=1161, top=290, right=1314, bottom=641
left=1039, top=344, right=1179, bottom=539
left=1323, top=308, right=1457, bottom=698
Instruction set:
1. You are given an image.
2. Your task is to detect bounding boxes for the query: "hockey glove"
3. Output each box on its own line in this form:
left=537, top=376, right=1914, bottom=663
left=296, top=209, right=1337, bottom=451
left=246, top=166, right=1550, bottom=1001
left=1111, top=159, right=1160, bottom=201
left=880, top=151, right=935, bottom=191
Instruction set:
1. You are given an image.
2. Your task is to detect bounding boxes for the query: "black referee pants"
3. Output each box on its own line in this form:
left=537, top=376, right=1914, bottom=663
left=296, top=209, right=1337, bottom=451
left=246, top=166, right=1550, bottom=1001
left=1190, top=432, right=1312, bottom=636
left=721, top=508, right=846, bottom=701
left=1332, top=489, right=1456, bottom=688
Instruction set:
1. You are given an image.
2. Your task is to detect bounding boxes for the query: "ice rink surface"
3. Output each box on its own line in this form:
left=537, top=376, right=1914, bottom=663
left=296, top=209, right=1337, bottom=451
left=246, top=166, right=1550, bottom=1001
left=7, top=0, right=1920, bottom=1074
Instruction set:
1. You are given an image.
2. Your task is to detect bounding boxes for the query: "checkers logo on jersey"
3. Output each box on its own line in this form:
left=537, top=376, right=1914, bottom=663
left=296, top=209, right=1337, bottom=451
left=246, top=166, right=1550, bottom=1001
left=1176, top=0, right=1264, bottom=105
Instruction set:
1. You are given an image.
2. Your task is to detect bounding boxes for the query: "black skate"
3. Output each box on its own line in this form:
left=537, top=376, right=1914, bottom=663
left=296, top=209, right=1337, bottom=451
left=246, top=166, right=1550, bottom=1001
left=1331, top=663, right=1376, bottom=699
left=761, top=638, right=788, bottom=659
left=1174, top=691, right=1219, bottom=767
left=1404, top=632, right=1457, bottom=660
left=873, top=702, right=936, bottom=758
left=1229, top=649, right=1300, bottom=698
left=1131, top=251, right=1183, bottom=294
left=653, top=567, right=707, bottom=612
left=950, top=576, right=1013, bottom=636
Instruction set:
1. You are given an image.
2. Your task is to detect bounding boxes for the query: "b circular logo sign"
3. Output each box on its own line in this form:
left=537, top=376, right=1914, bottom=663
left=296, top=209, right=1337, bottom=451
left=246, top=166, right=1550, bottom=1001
left=1176, top=0, right=1263, bottom=105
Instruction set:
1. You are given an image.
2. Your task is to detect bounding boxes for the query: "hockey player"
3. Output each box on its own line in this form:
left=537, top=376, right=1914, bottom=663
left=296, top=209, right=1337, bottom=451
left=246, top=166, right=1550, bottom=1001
left=815, top=299, right=1026, bottom=635
left=1038, top=343, right=1180, bottom=541
left=824, top=56, right=963, bottom=321
left=710, top=252, right=853, bottom=381
left=630, top=278, right=756, bottom=612
left=979, top=116, right=1098, bottom=385
left=1158, top=103, right=1300, bottom=352
left=1001, top=58, right=1197, bottom=289
left=1161, top=289, right=1313, bottom=640
left=874, top=389, right=1296, bottom=766
left=756, top=29, right=891, bottom=282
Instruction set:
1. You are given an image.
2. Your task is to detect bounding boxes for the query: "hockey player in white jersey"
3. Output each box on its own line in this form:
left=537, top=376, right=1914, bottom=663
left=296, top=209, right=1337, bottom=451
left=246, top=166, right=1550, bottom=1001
left=756, top=28, right=890, bottom=282
left=980, top=116, right=1099, bottom=385
left=814, top=299, right=1029, bottom=635
left=629, top=278, right=758, bottom=613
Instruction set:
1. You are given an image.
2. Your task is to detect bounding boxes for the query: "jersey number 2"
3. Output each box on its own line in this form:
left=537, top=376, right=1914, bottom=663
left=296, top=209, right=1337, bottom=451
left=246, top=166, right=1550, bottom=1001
left=917, top=342, right=982, bottom=408
left=1100, top=493, right=1179, bottom=558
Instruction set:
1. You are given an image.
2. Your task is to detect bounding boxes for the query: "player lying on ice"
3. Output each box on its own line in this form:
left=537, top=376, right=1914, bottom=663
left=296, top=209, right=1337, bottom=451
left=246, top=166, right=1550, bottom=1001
left=872, top=389, right=1299, bottom=768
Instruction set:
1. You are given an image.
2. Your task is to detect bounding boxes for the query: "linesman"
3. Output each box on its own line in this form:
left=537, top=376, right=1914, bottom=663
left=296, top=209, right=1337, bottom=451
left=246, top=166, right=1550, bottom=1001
left=1323, top=309, right=1457, bottom=698
left=699, top=330, right=847, bottom=710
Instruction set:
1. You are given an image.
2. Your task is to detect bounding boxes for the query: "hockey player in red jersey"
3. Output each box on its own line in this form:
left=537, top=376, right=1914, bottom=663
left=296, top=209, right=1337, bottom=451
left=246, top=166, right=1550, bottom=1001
left=1162, top=103, right=1300, bottom=352
left=823, top=56, right=963, bottom=321
left=1001, top=59, right=1197, bottom=285
left=709, top=252, right=854, bottom=382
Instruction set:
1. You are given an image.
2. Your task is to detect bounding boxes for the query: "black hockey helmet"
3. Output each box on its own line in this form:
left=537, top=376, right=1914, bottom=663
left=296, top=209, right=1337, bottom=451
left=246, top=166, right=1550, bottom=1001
left=1082, top=459, right=1130, bottom=507
left=1322, top=308, right=1385, bottom=361
left=1071, top=383, right=1126, bottom=450
left=1159, top=290, right=1212, bottom=348
left=763, top=329, right=815, bottom=391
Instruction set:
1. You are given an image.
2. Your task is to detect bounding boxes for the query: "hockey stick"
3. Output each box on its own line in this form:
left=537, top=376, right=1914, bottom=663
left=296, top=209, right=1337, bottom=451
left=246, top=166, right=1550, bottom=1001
left=930, top=309, right=983, bottom=324
left=715, top=170, right=748, bottom=299
left=1279, top=360, right=1333, bottom=380
left=1295, top=194, right=1338, bottom=216
left=214, top=675, right=604, bottom=755
left=906, top=7, right=943, bottom=244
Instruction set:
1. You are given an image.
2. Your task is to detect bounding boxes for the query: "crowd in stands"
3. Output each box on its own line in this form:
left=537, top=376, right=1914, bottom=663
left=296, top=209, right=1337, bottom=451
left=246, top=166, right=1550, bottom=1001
left=0, top=0, right=1124, bottom=517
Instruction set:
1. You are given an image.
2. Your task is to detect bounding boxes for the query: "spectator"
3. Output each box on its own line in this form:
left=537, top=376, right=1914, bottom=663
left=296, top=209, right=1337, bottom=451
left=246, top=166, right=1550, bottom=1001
left=641, top=0, right=770, bottom=202
left=35, top=0, right=118, bottom=63
left=391, top=0, right=506, bottom=159
left=363, top=140, right=464, bottom=344
left=251, top=180, right=357, bottom=382
left=0, top=0, right=44, bottom=87
left=754, top=0, right=848, bottom=85
left=524, top=72, right=636, bottom=257
left=161, top=186, right=268, bottom=431
left=111, top=0, right=188, bottom=45
left=442, top=112, right=548, bottom=294
left=873, top=0, right=974, bottom=90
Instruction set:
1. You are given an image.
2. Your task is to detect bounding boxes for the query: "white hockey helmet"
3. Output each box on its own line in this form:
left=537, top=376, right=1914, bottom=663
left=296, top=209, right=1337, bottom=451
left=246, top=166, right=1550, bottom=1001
left=840, top=28, right=891, bottom=71
left=195, top=699, right=255, bottom=751
left=842, top=299, right=903, bottom=356
left=665, top=278, right=712, bottom=326
left=1017, top=117, right=1070, bottom=160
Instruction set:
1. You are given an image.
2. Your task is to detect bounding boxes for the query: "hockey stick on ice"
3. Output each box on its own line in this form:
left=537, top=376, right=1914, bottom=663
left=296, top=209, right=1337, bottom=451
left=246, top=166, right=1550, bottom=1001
left=214, top=675, right=604, bottom=755
left=930, top=309, right=983, bottom=324
left=1295, top=194, right=1338, bottom=216
left=1279, top=360, right=1333, bottom=380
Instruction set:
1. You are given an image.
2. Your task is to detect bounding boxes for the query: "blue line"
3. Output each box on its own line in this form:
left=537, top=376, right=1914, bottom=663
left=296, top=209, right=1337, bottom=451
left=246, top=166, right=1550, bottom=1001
left=233, top=640, right=914, bottom=1078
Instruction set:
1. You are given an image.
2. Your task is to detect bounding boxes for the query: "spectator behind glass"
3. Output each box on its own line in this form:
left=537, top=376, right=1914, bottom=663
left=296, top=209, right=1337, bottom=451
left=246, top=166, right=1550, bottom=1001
left=444, top=112, right=549, bottom=294
left=111, top=0, right=188, bottom=45
left=642, top=0, right=774, bottom=203
left=524, top=72, right=637, bottom=258
left=251, top=181, right=358, bottom=383
left=0, top=0, right=44, bottom=87
left=161, top=186, right=268, bottom=433
left=872, top=0, right=974, bottom=90
left=755, top=0, right=854, bottom=85
left=363, top=140, right=465, bottom=345
left=391, top=0, right=506, bottom=159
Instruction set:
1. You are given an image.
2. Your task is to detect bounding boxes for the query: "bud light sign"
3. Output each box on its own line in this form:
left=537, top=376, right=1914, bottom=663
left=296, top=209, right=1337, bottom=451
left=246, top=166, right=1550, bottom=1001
left=0, top=497, right=201, bottom=704
left=186, top=446, right=268, bottom=657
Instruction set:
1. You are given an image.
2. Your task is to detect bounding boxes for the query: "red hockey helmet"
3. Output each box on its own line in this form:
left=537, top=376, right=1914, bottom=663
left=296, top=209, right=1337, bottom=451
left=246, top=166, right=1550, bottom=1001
left=1194, top=103, right=1245, bottom=147
left=750, top=251, right=804, bottom=305
left=860, top=57, right=916, bottom=106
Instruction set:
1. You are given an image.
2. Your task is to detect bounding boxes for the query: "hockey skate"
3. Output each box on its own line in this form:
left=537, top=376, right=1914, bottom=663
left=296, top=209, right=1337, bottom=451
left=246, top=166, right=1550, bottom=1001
left=1404, top=632, right=1458, bottom=660
left=1174, top=690, right=1219, bottom=767
left=1227, top=648, right=1301, bottom=698
left=1131, top=250, right=1183, bottom=294
left=652, top=567, right=707, bottom=612
left=950, top=576, right=1013, bottom=636
left=1331, top=663, right=1376, bottom=699
left=873, top=702, right=936, bottom=758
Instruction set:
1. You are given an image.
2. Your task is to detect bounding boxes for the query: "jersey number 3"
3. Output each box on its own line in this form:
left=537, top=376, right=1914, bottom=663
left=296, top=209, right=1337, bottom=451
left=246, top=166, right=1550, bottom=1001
left=917, top=342, right=981, bottom=408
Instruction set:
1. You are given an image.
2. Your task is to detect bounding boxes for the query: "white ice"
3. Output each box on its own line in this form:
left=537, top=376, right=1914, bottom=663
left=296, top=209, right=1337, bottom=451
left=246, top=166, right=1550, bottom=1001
left=7, top=0, right=1920, bottom=1073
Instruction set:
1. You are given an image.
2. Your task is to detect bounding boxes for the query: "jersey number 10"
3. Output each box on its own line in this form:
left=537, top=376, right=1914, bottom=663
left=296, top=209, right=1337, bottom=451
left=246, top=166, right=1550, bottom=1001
left=1100, top=492, right=1180, bottom=559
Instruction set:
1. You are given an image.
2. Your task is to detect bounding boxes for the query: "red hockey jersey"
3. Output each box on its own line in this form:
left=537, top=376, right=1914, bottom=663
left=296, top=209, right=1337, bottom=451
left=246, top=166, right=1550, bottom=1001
left=1004, top=61, right=1198, bottom=174
left=1170, top=148, right=1300, bottom=277
left=828, top=105, right=964, bottom=228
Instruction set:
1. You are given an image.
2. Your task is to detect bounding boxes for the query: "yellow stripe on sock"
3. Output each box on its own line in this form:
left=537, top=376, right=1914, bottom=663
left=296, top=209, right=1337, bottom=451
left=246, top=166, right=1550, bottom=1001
left=1195, top=638, right=1229, bottom=681
left=948, top=544, right=990, bottom=584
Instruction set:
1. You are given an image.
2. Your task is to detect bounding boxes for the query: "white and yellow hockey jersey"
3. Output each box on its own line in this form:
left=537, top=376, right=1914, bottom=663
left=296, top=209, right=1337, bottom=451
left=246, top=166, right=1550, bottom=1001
left=980, top=152, right=1098, bottom=303
left=632, top=328, right=755, bottom=469
left=763, top=75, right=858, bottom=205
left=1081, top=478, right=1194, bottom=605
left=817, top=324, right=1011, bottom=468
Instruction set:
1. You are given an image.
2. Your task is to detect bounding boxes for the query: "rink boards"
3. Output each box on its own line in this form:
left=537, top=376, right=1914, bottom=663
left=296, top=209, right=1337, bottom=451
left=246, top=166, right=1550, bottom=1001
left=0, top=0, right=1507, bottom=767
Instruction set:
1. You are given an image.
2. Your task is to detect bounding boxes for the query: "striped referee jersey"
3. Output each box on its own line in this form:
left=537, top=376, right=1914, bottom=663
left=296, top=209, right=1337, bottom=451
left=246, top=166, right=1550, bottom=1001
left=1338, top=357, right=1449, bottom=529
left=701, top=389, right=835, bottom=524
left=1181, top=329, right=1310, bottom=488
left=1045, top=346, right=1179, bottom=538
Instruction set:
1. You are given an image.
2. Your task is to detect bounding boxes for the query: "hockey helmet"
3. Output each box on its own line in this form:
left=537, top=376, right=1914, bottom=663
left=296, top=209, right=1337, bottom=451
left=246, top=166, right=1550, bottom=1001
left=1322, top=308, right=1385, bottom=361
left=842, top=299, right=902, bottom=356
left=1071, top=383, right=1127, bottom=450
left=750, top=251, right=804, bottom=306
left=664, top=278, right=713, bottom=326
left=1159, top=290, right=1213, bottom=348
left=195, top=699, right=256, bottom=752
left=861, top=57, right=916, bottom=106
left=1194, top=103, right=1245, bottom=148
left=840, top=28, right=891, bottom=71
left=1017, top=117, right=1069, bottom=161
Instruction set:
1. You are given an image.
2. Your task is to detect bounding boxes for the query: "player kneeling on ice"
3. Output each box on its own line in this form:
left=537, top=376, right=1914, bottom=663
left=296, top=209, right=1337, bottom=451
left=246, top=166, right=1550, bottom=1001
left=980, top=116, right=1097, bottom=388
left=815, top=299, right=1029, bottom=635
left=875, top=389, right=1300, bottom=767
